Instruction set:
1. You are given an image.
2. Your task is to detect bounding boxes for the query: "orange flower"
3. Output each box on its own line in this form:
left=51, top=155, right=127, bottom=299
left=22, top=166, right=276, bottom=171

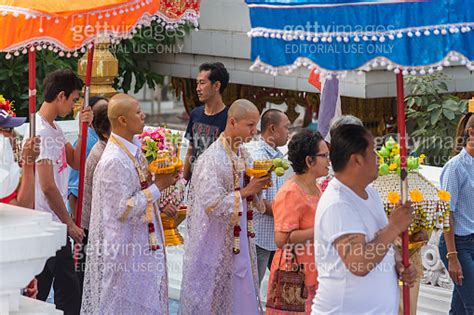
left=387, top=191, right=401, bottom=204
left=409, top=189, right=424, bottom=203
left=438, top=190, right=451, bottom=202
left=0, top=95, right=15, bottom=116
left=418, top=154, right=426, bottom=164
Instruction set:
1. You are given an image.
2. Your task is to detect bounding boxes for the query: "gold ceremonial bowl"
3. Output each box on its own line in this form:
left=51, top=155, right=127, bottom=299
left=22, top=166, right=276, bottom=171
left=149, top=159, right=184, bottom=174
left=246, top=159, right=274, bottom=189
left=160, top=207, right=187, bottom=246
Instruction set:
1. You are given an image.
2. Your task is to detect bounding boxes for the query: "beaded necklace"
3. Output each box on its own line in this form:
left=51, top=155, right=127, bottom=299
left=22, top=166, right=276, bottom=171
left=219, top=134, right=256, bottom=254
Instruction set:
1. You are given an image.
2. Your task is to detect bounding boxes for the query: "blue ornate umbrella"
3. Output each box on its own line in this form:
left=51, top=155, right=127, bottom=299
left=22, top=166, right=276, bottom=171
left=246, top=1, right=474, bottom=313
left=247, top=0, right=474, bottom=76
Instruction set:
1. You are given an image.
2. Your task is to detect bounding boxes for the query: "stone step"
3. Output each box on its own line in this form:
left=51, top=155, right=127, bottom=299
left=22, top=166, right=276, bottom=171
left=9, top=295, right=62, bottom=315
left=417, top=284, right=452, bottom=314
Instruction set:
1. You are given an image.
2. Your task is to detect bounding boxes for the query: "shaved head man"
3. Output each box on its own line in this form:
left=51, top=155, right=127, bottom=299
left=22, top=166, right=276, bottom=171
left=81, top=93, right=178, bottom=314
left=224, top=99, right=261, bottom=148
left=181, top=98, right=270, bottom=315
left=228, top=98, right=259, bottom=119
left=107, top=93, right=145, bottom=139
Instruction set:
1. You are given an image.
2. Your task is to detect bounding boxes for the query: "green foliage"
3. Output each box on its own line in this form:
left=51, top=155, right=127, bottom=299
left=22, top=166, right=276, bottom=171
left=0, top=51, right=77, bottom=116
left=405, top=73, right=467, bottom=166
left=0, top=21, right=191, bottom=117
left=143, top=137, right=160, bottom=163
left=112, top=21, right=191, bottom=93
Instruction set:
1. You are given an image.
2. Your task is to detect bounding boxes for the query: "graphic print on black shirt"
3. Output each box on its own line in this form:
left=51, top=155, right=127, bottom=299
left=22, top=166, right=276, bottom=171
left=185, top=105, right=228, bottom=171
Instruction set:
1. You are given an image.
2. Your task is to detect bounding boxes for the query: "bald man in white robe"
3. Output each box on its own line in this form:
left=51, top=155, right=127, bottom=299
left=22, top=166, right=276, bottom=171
left=180, top=99, right=270, bottom=315
left=81, top=94, right=178, bottom=315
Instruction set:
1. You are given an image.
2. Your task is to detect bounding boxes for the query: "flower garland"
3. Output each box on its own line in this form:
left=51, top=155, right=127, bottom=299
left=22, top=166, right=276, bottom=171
left=219, top=135, right=258, bottom=255
left=158, top=179, right=185, bottom=210
left=0, top=94, right=15, bottom=116
left=385, top=189, right=451, bottom=235
left=233, top=174, right=257, bottom=254
left=244, top=174, right=256, bottom=239
left=138, top=126, right=185, bottom=212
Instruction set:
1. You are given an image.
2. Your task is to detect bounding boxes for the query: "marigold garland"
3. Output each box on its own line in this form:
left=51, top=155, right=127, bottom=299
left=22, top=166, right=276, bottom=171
left=409, top=189, right=424, bottom=203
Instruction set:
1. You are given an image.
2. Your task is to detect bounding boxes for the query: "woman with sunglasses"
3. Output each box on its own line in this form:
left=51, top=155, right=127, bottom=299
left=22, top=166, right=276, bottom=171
left=266, top=129, right=330, bottom=314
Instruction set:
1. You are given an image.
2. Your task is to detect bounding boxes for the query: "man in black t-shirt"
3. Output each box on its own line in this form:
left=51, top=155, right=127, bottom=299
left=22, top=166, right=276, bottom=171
left=184, top=62, right=230, bottom=181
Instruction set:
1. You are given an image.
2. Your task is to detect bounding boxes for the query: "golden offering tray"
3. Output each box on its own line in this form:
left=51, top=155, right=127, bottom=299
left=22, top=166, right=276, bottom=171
left=408, top=241, right=426, bottom=251
left=246, top=159, right=274, bottom=188
left=149, top=151, right=184, bottom=175
left=160, top=206, right=187, bottom=246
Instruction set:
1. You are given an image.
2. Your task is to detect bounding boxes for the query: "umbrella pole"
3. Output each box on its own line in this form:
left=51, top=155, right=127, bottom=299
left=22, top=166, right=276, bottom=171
left=28, top=49, right=36, bottom=140
left=396, top=72, right=410, bottom=315
left=28, top=48, right=36, bottom=209
left=75, top=43, right=94, bottom=263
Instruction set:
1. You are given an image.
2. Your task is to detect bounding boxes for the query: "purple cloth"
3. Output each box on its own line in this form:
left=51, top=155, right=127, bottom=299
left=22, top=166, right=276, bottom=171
left=232, top=173, right=259, bottom=315
left=317, top=76, right=339, bottom=138
left=180, top=138, right=261, bottom=314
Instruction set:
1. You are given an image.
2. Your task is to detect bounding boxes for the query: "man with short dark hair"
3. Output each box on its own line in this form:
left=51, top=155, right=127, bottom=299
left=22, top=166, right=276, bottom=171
left=26, top=69, right=93, bottom=315
left=312, top=124, right=417, bottom=314
left=183, top=62, right=230, bottom=181
left=247, top=109, right=290, bottom=285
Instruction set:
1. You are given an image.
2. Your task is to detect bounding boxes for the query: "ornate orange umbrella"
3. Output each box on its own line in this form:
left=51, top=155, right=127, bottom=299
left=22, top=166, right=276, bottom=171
left=0, top=0, right=199, bottom=53
left=0, top=0, right=200, bottom=234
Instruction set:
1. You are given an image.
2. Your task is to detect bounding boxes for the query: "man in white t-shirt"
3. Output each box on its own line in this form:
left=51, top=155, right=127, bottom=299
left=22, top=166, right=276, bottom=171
left=25, top=69, right=93, bottom=315
left=312, top=124, right=417, bottom=315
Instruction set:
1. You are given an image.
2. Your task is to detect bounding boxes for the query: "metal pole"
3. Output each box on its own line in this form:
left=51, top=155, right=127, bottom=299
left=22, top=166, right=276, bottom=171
left=396, top=71, right=410, bottom=315
left=76, top=43, right=94, bottom=230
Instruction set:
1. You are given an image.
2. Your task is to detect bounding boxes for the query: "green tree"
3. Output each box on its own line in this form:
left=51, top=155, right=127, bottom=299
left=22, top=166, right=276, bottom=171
left=0, top=21, right=191, bottom=117
left=405, top=73, right=468, bottom=166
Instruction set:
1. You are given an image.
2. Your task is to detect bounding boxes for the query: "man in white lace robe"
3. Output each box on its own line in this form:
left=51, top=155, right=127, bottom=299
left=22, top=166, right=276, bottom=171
left=180, top=99, right=270, bottom=314
left=81, top=94, right=178, bottom=314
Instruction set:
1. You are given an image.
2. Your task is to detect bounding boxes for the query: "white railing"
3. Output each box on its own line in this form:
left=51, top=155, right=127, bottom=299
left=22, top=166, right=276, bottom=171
left=0, top=203, right=66, bottom=314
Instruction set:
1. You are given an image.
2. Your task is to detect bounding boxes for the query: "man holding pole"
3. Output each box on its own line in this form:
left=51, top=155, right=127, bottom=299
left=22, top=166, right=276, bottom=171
left=26, top=69, right=93, bottom=315
left=311, top=124, right=417, bottom=315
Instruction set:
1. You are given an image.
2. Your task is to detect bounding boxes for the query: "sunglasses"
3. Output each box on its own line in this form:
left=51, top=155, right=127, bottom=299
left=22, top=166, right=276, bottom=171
left=314, top=152, right=330, bottom=159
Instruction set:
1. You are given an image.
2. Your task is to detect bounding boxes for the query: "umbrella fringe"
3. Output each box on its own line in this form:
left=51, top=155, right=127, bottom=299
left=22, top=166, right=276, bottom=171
left=249, top=52, right=474, bottom=77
